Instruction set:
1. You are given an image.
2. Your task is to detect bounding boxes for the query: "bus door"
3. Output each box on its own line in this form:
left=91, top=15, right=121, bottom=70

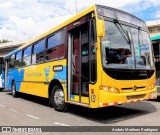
left=68, top=23, right=90, bottom=105
left=4, top=59, right=8, bottom=89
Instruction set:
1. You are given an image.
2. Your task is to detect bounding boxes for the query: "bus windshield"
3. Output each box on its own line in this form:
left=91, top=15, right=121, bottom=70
left=102, top=21, right=154, bottom=70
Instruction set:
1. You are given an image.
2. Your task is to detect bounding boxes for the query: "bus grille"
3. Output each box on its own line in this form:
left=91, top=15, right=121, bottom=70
left=121, top=86, right=146, bottom=90
left=103, top=68, right=154, bottom=80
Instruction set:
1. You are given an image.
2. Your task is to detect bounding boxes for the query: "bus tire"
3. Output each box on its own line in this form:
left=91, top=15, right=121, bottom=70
left=12, top=82, right=18, bottom=98
left=51, top=85, right=67, bottom=112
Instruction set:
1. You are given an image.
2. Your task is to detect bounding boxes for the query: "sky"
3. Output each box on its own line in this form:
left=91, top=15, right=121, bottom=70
left=0, top=0, right=160, bottom=41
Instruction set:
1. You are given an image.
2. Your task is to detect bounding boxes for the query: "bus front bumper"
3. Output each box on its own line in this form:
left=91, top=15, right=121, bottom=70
left=98, top=87, right=157, bottom=107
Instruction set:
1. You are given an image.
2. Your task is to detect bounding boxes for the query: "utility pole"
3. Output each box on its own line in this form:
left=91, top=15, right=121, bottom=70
left=75, top=0, right=77, bottom=14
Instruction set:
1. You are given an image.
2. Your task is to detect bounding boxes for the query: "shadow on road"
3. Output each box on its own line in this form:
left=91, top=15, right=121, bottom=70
left=7, top=92, right=50, bottom=106
left=67, top=102, right=157, bottom=124
left=148, top=96, right=160, bottom=102
left=6, top=91, right=157, bottom=124
left=0, top=89, right=10, bottom=92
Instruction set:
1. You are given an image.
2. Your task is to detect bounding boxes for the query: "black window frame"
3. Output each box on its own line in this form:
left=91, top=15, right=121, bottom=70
left=22, top=46, right=32, bottom=67
left=32, top=39, right=46, bottom=64
left=89, top=18, right=97, bottom=83
left=7, top=28, right=67, bottom=68
left=9, top=54, right=15, bottom=69
left=15, top=51, right=22, bottom=60
left=45, top=29, right=65, bottom=62
left=15, top=50, right=23, bottom=68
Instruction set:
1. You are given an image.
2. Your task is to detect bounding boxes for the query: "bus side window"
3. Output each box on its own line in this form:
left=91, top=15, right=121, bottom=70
left=23, top=46, right=32, bottom=66
left=9, top=54, right=15, bottom=69
left=32, top=39, right=45, bottom=64
left=46, top=30, right=65, bottom=61
left=15, top=51, right=22, bottom=68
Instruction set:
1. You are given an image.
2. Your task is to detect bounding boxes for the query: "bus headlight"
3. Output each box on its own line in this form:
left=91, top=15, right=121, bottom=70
left=103, top=86, right=109, bottom=92
left=102, top=86, right=119, bottom=93
left=110, top=87, right=119, bottom=93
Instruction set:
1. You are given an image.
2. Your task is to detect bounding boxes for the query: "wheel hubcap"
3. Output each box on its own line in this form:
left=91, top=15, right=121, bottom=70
left=12, top=84, right=15, bottom=95
left=54, top=89, right=64, bottom=106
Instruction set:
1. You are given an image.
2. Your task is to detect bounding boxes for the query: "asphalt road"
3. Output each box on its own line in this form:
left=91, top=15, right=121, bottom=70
left=0, top=90, right=160, bottom=135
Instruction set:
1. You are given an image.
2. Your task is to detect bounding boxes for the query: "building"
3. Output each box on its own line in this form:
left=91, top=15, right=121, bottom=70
left=146, top=20, right=160, bottom=36
left=146, top=20, right=160, bottom=86
left=0, top=41, right=25, bottom=57
left=146, top=20, right=160, bottom=71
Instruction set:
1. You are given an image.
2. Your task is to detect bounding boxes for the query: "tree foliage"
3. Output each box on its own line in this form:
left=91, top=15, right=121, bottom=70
left=0, top=39, right=10, bottom=43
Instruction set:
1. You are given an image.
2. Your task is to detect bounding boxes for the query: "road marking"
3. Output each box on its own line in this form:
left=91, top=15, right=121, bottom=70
left=9, top=109, right=17, bottom=113
left=0, top=104, right=4, bottom=107
left=54, top=122, right=69, bottom=126
left=27, top=114, right=39, bottom=120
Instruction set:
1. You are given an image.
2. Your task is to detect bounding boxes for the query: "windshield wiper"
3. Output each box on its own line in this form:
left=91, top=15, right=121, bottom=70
left=113, top=19, right=131, bottom=45
left=137, top=26, right=141, bottom=57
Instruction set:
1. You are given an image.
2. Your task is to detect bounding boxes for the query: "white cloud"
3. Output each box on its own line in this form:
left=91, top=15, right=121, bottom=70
left=0, top=27, right=18, bottom=40
left=0, top=0, right=74, bottom=41
left=155, top=11, right=160, bottom=19
left=0, top=0, right=159, bottom=41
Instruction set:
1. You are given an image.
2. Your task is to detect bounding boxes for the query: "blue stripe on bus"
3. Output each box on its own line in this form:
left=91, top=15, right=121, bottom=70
left=71, top=94, right=75, bottom=99
left=7, top=69, right=25, bottom=91
left=3, top=48, right=19, bottom=59
left=53, top=66, right=66, bottom=81
left=6, top=66, right=66, bottom=91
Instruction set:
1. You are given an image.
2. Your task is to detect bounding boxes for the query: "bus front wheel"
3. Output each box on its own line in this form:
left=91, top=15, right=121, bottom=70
left=12, top=82, right=17, bottom=98
left=51, top=85, right=67, bottom=112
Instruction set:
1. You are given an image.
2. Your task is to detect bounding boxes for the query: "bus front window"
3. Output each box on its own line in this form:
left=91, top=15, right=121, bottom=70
left=102, top=21, right=134, bottom=69
left=102, top=21, right=154, bottom=70
left=131, top=28, right=154, bottom=69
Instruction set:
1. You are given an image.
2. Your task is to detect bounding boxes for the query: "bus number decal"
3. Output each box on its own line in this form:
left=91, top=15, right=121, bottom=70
left=91, top=95, right=96, bottom=102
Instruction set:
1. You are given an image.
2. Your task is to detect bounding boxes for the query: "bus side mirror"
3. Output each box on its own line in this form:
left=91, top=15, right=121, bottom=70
left=97, top=18, right=105, bottom=37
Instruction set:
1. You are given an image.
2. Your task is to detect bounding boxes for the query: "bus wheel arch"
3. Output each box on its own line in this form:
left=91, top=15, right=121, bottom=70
left=48, top=79, right=67, bottom=112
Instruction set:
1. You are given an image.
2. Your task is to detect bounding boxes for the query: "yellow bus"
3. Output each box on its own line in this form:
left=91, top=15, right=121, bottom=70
left=3, top=5, right=157, bottom=111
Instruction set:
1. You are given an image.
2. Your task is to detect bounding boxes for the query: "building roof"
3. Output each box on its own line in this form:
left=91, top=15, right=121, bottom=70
left=146, top=20, right=160, bottom=27
left=0, top=41, right=25, bottom=50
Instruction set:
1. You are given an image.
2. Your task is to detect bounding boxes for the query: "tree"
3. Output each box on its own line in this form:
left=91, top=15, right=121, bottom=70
left=0, top=39, right=10, bottom=43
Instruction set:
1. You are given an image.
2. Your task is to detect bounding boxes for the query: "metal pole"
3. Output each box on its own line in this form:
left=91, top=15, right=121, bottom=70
left=75, top=0, right=77, bottom=14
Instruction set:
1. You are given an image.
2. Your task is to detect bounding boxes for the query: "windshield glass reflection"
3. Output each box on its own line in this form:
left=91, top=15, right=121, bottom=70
left=102, top=21, right=154, bottom=69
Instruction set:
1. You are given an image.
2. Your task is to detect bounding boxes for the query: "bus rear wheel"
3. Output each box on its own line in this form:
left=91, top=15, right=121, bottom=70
left=51, top=85, right=67, bottom=112
left=12, top=82, right=17, bottom=98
